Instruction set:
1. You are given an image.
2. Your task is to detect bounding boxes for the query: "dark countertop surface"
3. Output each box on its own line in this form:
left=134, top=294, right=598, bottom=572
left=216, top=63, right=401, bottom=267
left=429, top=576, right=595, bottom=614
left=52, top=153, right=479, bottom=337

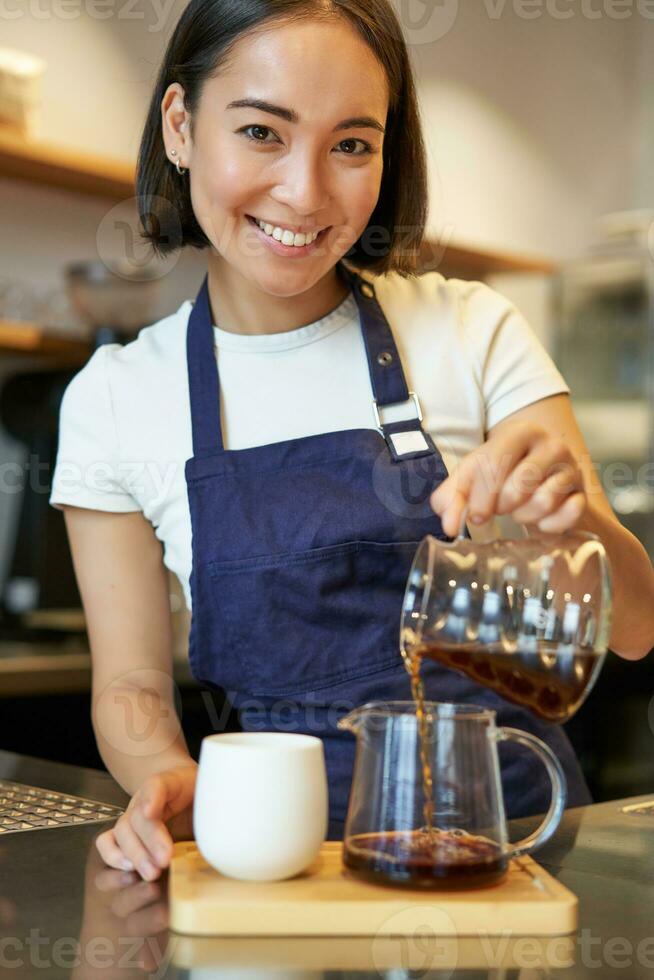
left=1, top=748, right=653, bottom=978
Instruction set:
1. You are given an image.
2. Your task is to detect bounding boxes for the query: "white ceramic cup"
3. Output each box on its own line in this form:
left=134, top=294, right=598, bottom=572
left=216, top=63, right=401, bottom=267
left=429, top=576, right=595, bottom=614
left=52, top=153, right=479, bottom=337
left=193, top=732, right=329, bottom=881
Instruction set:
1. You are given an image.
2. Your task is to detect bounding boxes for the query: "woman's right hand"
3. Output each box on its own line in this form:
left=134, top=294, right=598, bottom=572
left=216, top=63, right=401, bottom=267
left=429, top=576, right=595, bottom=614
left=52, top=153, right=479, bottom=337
left=95, top=763, right=198, bottom=880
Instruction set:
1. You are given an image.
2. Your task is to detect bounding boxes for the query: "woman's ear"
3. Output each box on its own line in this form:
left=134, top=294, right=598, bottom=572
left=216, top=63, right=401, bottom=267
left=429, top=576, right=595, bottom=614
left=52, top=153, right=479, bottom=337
left=161, top=83, right=191, bottom=169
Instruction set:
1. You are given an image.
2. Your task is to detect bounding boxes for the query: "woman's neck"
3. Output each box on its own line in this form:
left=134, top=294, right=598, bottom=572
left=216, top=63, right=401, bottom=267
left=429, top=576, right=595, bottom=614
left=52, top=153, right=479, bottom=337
left=205, top=255, right=352, bottom=336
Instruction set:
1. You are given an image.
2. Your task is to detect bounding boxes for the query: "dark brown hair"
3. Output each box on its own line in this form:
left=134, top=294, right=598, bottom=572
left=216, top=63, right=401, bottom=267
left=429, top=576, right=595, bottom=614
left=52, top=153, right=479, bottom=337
left=136, top=0, right=428, bottom=277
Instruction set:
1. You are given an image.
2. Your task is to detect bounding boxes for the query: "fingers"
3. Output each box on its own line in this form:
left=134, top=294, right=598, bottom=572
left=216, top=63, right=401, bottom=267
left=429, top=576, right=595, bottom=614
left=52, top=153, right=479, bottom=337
left=95, top=768, right=196, bottom=880
left=431, top=425, right=586, bottom=534
left=95, top=827, right=135, bottom=872
left=508, top=466, right=582, bottom=524
left=496, top=442, right=580, bottom=515
left=130, top=802, right=174, bottom=869
left=465, top=432, right=533, bottom=525
left=431, top=455, right=487, bottom=536
left=95, top=809, right=171, bottom=881
left=432, top=485, right=468, bottom=539
left=533, top=491, right=587, bottom=534
left=431, top=428, right=532, bottom=532
left=134, top=769, right=195, bottom=859
left=113, top=813, right=164, bottom=881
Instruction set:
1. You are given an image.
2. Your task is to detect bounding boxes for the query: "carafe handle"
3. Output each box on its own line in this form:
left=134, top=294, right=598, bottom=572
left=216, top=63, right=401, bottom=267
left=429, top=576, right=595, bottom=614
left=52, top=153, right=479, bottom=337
left=495, top=727, right=567, bottom=857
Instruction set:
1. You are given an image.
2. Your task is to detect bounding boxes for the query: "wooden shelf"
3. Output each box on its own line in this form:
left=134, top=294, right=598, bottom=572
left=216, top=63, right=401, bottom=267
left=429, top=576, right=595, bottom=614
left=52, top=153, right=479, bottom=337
left=0, top=320, right=91, bottom=364
left=0, top=236, right=556, bottom=362
left=0, top=125, right=134, bottom=200
left=419, top=239, right=557, bottom=279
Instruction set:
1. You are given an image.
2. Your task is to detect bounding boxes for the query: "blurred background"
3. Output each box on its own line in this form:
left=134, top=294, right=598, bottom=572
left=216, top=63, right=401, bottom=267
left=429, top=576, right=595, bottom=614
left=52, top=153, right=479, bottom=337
left=0, top=2, right=652, bottom=802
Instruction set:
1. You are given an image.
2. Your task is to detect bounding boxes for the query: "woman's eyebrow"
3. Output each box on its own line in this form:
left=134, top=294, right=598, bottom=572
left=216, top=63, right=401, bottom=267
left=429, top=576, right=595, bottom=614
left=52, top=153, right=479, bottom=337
left=226, top=98, right=385, bottom=134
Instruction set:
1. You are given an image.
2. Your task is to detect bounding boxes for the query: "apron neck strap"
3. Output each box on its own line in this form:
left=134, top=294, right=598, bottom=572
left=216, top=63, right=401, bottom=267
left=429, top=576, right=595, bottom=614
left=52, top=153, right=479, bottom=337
left=186, top=264, right=423, bottom=459
left=187, top=274, right=223, bottom=456
left=336, top=262, right=410, bottom=408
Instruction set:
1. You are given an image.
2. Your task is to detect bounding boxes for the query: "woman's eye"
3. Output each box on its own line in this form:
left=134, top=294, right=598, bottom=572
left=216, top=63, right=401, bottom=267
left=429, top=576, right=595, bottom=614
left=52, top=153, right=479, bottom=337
left=237, top=125, right=373, bottom=156
left=337, top=138, right=373, bottom=156
left=239, top=124, right=277, bottom=144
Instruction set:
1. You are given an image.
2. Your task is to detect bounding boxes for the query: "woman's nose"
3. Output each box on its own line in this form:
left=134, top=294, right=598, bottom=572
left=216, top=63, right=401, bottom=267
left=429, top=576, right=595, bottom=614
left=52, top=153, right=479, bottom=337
left=273, top=150, right=330, bottom=217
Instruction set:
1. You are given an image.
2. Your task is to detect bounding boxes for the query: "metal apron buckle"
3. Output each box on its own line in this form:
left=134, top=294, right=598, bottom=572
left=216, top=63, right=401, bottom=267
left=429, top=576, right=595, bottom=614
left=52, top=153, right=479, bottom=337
left=372, top=391, right=435, bottom=462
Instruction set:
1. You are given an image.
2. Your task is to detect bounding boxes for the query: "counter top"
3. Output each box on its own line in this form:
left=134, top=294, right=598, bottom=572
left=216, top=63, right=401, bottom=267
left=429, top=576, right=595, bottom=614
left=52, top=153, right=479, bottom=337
left=0, top=748, right=652, bottom=978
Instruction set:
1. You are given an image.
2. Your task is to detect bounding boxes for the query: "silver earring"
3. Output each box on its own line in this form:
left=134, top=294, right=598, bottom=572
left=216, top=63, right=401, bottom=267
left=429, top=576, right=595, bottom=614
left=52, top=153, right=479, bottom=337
left=169, top=149, right=187, bottom=175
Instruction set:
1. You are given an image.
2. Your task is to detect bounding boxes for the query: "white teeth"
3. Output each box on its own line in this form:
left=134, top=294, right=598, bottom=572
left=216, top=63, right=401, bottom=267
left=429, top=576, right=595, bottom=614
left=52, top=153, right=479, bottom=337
left=254, top=217, right=320, bottom=247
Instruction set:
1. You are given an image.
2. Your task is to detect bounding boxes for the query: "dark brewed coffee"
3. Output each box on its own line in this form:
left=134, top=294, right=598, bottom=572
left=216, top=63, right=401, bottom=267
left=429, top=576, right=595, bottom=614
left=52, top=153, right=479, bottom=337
left=408, top=642, right=601, bottom=723
left=344, top=829, right=507, bottom=889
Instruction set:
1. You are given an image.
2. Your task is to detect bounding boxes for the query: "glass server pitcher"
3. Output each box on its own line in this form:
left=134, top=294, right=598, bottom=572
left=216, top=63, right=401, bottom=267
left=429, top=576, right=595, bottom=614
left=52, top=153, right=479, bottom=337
left=400, top=529, right=612, bottom=723
left=337, top=701, right=566, bottom=889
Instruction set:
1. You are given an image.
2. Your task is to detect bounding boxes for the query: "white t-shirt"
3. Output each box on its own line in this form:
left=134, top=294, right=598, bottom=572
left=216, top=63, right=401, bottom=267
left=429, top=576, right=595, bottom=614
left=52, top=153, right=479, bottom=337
left=49, top=270, right=569, bottom=611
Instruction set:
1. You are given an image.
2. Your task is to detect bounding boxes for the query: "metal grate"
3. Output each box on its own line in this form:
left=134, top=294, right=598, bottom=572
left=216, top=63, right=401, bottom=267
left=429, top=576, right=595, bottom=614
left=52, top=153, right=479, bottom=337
left=620, top=800, right=654, bottom=818
left=0, top=779, right=124, bottom=834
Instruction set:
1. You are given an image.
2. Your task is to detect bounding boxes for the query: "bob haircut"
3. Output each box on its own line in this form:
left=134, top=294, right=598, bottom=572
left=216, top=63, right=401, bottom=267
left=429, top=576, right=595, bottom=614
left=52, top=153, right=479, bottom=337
left=136, top=0, right=429, bottom=278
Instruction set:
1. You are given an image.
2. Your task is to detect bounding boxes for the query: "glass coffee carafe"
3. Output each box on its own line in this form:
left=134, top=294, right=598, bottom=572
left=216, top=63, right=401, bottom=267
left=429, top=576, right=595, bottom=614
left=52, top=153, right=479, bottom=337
left=400, top=528, right=612, bottom=724
left=338, top=701, right=566, bottom=889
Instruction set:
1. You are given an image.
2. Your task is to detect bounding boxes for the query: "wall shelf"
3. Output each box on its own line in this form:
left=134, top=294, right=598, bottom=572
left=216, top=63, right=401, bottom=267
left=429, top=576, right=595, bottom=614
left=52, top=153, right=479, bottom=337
left=419, top=240, right=556, bottom=279
left=0, top=320, right=91, bottom=364
left=0, top=238, right=557, bottom=363
left=0, top=126, right=134, bottom=200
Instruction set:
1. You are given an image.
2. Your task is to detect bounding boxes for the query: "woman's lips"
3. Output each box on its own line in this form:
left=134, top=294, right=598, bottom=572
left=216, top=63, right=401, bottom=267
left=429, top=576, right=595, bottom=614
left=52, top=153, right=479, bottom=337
left=245, top=215, right=330, bottom=256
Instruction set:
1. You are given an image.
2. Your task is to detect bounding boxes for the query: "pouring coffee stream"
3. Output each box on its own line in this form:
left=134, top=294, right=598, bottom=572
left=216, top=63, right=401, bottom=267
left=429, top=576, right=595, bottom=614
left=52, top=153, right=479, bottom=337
left=401, top=506, right=475, bottom=838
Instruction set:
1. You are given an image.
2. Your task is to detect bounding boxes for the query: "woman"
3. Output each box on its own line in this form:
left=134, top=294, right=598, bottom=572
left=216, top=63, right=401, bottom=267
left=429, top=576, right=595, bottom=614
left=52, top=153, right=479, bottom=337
left=51, top=0, right=654, bottom=882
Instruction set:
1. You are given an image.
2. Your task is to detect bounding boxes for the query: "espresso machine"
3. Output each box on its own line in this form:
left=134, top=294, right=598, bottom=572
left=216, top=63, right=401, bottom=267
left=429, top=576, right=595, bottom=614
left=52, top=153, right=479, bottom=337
left=0, top=260, right=164, bottom=642
left=0, top=368, right=83, bottom=640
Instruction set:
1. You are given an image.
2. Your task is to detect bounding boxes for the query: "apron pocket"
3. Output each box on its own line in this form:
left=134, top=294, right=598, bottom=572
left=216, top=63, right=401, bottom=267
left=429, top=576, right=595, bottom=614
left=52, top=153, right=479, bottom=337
left=206, top=539, right=423, bottom=697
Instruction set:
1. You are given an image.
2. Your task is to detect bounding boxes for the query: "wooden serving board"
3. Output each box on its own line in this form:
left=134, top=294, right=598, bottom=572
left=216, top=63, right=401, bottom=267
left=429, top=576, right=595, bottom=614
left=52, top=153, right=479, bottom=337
left=170, top=933, right=576, bottom=972
left=169, top=840, right=577, bottom=937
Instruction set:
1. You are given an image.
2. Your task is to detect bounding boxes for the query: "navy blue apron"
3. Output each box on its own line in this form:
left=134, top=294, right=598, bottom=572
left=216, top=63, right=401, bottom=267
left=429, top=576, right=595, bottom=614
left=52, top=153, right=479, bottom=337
left=184, top=261, right=591, bottom=839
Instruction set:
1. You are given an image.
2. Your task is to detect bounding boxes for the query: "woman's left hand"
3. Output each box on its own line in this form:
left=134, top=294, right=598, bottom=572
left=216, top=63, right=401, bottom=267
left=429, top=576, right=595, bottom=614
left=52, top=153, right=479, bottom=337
left=430, top=420, right=588, bottom=537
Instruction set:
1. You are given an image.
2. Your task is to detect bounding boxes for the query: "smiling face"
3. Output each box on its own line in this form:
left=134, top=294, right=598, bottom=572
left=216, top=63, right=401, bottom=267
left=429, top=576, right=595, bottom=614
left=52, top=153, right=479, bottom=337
left=162, top=16, right=389, bottom=314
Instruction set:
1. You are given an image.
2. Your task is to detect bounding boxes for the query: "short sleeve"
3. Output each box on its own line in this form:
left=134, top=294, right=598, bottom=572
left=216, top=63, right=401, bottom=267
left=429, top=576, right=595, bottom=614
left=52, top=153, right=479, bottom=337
left=49, top=344, right=141, bottom=513
left=457, top=279, right=570, bottom=432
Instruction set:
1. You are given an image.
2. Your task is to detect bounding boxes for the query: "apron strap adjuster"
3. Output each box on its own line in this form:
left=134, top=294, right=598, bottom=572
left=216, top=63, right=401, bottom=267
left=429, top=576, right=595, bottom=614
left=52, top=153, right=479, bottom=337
left=372, top=392, right=437, bottom=462
left=372, top=390, right=423, bottom=429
